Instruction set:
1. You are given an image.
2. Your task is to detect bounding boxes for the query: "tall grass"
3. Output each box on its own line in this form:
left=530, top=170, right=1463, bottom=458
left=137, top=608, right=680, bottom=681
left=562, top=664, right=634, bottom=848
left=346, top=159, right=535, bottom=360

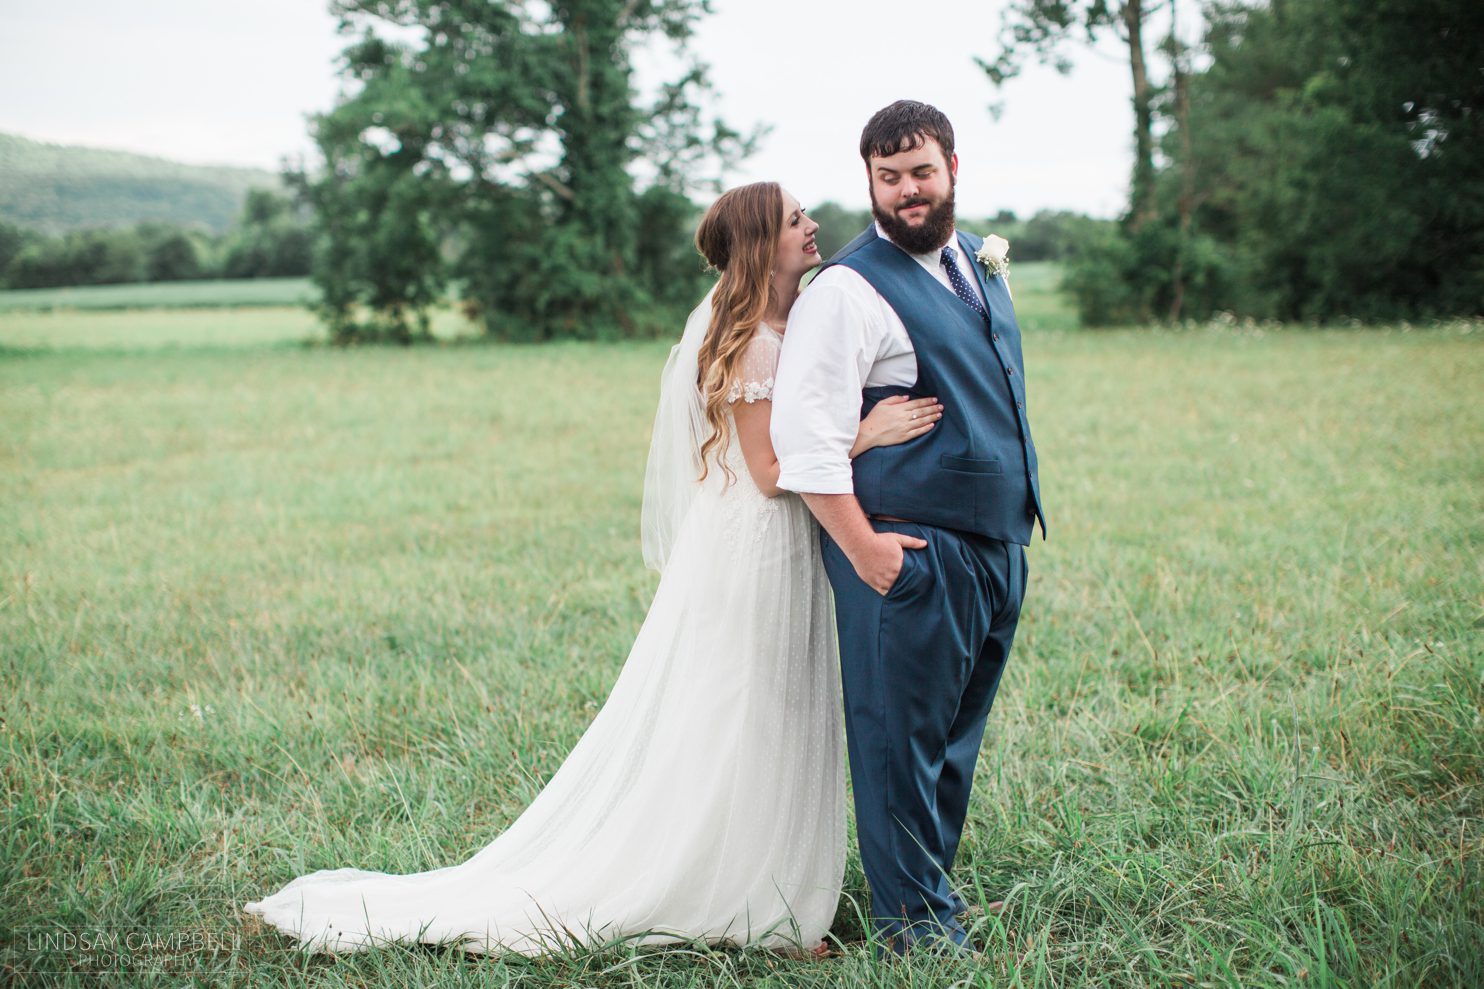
left=1, top=308, right=1480, bottom=987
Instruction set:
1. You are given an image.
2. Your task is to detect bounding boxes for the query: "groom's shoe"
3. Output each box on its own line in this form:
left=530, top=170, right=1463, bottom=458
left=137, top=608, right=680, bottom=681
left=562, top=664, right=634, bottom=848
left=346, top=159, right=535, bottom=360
left=878, top=918, right=977, bottom=961
left=883, top=933, right=982, bottom=964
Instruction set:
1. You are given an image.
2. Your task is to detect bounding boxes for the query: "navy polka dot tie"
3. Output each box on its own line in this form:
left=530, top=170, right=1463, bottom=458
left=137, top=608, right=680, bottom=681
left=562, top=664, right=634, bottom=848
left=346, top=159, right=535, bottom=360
left=940, top=245, right=989, bottom=324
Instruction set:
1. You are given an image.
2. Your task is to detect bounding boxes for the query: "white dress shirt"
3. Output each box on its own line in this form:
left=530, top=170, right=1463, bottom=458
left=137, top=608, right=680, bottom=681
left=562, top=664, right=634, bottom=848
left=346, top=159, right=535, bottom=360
left=772, top=223, right=989, bottom=495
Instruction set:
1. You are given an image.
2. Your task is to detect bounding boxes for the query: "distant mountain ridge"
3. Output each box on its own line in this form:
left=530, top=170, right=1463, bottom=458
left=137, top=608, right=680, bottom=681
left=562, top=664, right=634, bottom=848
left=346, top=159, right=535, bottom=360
left=0, top=133, right=284, bottom=234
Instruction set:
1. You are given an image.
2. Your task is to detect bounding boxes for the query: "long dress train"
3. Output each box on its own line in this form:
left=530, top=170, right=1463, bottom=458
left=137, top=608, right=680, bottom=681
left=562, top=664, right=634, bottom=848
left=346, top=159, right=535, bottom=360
left=244, top=324, right=844, bottom=955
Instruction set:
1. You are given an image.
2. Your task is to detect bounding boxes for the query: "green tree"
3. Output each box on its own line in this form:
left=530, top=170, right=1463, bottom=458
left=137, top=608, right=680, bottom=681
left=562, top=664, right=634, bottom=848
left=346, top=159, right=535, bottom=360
left=999, top=210, right=1112, bottom=263
left=220, top=189, right=312, bottom=279
left=5, top=228, right=147, bottom=289
left=1061, top=0, right=1483, bottom=325
left=808, top=202, right=872, bottom=261
left=1180, top=0, right=1483, bottom=320
left=979, top=1, right=1165, bottom=229
left=302, top=0, right=745, bottom=343
left=0, top=221, right=35, bottom=287
left=135, top=223, right=204, bottom=282
left=633, top=185, right=707, bottom=312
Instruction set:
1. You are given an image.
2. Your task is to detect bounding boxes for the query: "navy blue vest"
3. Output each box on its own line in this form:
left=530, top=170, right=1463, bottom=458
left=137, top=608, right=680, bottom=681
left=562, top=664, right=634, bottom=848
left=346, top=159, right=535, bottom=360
left=825, top=226, right=1046, bottom=544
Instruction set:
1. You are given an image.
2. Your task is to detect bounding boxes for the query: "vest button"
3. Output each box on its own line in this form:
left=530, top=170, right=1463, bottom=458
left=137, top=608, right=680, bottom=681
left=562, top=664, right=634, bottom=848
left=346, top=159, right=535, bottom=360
left=993, top=333, right=1001, bottom=341
left=1006, top=366, right=1015, bottom=376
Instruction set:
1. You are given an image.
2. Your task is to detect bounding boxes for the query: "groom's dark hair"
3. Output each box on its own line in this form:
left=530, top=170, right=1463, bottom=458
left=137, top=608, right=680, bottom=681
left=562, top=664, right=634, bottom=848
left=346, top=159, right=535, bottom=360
left=859, top=100, right=955, bottom=164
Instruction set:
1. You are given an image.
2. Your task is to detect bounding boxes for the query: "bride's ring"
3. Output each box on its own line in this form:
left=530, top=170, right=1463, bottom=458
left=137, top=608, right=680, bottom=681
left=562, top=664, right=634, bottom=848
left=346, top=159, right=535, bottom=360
left=911, top=412, right=919, bottom=420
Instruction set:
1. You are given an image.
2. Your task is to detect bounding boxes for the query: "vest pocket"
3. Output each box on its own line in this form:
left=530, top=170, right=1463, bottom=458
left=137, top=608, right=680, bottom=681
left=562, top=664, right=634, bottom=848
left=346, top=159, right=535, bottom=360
left=940, top=455, right=1003, bottom=475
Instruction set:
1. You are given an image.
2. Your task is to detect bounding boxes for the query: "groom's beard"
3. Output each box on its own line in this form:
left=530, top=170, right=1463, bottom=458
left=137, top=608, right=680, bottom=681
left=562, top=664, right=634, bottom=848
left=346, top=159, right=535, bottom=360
left=871, top=184, right=957, bottom=254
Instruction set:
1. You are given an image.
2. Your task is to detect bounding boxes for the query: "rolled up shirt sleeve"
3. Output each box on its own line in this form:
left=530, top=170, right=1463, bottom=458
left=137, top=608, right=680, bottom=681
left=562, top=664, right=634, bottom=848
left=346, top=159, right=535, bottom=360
left=772, top=271, right=879, bottom=494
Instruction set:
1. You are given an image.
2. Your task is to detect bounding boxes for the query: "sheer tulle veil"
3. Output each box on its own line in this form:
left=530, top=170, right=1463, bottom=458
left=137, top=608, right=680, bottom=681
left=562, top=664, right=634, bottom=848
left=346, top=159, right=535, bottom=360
left=640, top=286, right=714, bottom=572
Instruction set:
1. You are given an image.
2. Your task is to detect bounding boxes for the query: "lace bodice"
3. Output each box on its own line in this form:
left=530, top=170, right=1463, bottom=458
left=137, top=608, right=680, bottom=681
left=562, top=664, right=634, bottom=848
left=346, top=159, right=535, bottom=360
left=710, top=325, right=786, bottom=524
left=724, top=325, right=782, bottom=405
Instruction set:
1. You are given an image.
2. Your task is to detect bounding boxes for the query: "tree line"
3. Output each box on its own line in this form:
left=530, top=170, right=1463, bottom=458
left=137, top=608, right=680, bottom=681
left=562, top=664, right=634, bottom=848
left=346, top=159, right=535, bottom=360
left=12, top=0, right=1466, bottom=331
left=985, top=0, right=1482, bottom=325
left=0, top=185, right=1100, bottom=298
left=0, top=189, right=311, bottom=290
left=310, top=0, right=1477, bottom=339
left=291, top=0, right=1121, bottom=344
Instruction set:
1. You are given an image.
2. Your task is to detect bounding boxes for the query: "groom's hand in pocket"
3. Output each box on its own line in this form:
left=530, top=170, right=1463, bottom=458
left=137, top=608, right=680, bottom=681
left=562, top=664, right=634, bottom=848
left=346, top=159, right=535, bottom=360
left=854, top=531, right=927, bottom=596
left=800, top=493, right=927, bottom=596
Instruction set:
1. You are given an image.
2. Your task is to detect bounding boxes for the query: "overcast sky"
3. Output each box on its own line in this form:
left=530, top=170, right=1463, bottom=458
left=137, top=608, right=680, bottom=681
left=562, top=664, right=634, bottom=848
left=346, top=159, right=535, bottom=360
left=1, top=0, right=1135, bottom=219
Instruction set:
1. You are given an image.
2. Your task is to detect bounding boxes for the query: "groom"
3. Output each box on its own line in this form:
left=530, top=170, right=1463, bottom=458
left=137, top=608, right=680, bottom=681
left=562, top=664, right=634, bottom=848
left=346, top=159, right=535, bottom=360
left=772, top=100, right=1045, bottom=955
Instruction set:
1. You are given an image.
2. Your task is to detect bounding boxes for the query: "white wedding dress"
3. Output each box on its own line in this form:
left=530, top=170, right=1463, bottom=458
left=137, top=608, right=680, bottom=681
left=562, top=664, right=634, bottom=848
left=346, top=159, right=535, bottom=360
left=244, top=316, right=845, bottom=956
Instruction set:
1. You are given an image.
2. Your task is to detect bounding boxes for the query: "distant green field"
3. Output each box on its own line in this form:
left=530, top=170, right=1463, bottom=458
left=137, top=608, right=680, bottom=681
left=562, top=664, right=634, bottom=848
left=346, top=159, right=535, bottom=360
left=0, top=306, right=485, bottom=351
left=3, top=283, right=1480, bottom=986
left=0, top=261, right=1070, bottom=326
left=1003, top=261, right=1075, bottom=331
left=0, top=277, right=317, bottom=313
left=0, top=262, right=1072, bottom=351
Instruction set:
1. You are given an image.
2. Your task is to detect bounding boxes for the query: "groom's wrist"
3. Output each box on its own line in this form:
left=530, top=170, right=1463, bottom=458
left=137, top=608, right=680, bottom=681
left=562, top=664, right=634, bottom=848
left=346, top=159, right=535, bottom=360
left=800, top=493, right=875, bottom=558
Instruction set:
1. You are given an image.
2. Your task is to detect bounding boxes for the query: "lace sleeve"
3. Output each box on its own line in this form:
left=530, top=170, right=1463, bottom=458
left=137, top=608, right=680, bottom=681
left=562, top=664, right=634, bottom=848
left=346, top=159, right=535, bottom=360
left=726, top=330, right=782, bottom=404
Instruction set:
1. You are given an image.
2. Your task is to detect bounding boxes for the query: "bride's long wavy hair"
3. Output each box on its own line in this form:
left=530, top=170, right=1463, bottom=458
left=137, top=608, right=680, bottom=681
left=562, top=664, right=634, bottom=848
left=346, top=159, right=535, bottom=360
left=693, top=182, right=783, bottom=482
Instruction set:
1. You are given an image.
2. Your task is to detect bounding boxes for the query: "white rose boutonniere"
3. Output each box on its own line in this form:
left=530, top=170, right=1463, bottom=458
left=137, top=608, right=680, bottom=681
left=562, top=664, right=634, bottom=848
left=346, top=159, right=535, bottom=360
left=975, top=234, right=1010, bottom=278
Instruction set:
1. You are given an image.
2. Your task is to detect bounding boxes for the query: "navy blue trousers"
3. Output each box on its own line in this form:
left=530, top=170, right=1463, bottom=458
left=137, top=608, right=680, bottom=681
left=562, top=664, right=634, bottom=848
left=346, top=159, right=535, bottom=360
left=821, top=519, right=1026, bottom=952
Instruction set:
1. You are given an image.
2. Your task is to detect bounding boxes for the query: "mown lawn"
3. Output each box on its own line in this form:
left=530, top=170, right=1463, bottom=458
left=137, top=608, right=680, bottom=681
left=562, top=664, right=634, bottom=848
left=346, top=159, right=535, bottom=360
left=1, top=296, right=1480, bottom=986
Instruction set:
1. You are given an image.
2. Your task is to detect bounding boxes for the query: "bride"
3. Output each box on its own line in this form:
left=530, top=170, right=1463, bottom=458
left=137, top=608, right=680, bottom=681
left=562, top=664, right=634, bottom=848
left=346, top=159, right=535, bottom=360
left=244, top=182, right=943, bottom=957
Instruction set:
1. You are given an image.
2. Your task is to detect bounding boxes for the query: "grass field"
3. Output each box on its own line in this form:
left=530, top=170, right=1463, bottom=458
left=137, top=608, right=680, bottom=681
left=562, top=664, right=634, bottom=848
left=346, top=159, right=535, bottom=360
left=1, top=282, right=1480, bottom=986
left=0, top=277, right=318, bottom=313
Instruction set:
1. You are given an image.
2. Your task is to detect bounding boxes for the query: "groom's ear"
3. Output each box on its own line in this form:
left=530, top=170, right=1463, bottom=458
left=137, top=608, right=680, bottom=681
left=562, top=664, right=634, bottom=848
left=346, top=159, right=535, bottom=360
left=949, top=152, right=959, bottom=179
